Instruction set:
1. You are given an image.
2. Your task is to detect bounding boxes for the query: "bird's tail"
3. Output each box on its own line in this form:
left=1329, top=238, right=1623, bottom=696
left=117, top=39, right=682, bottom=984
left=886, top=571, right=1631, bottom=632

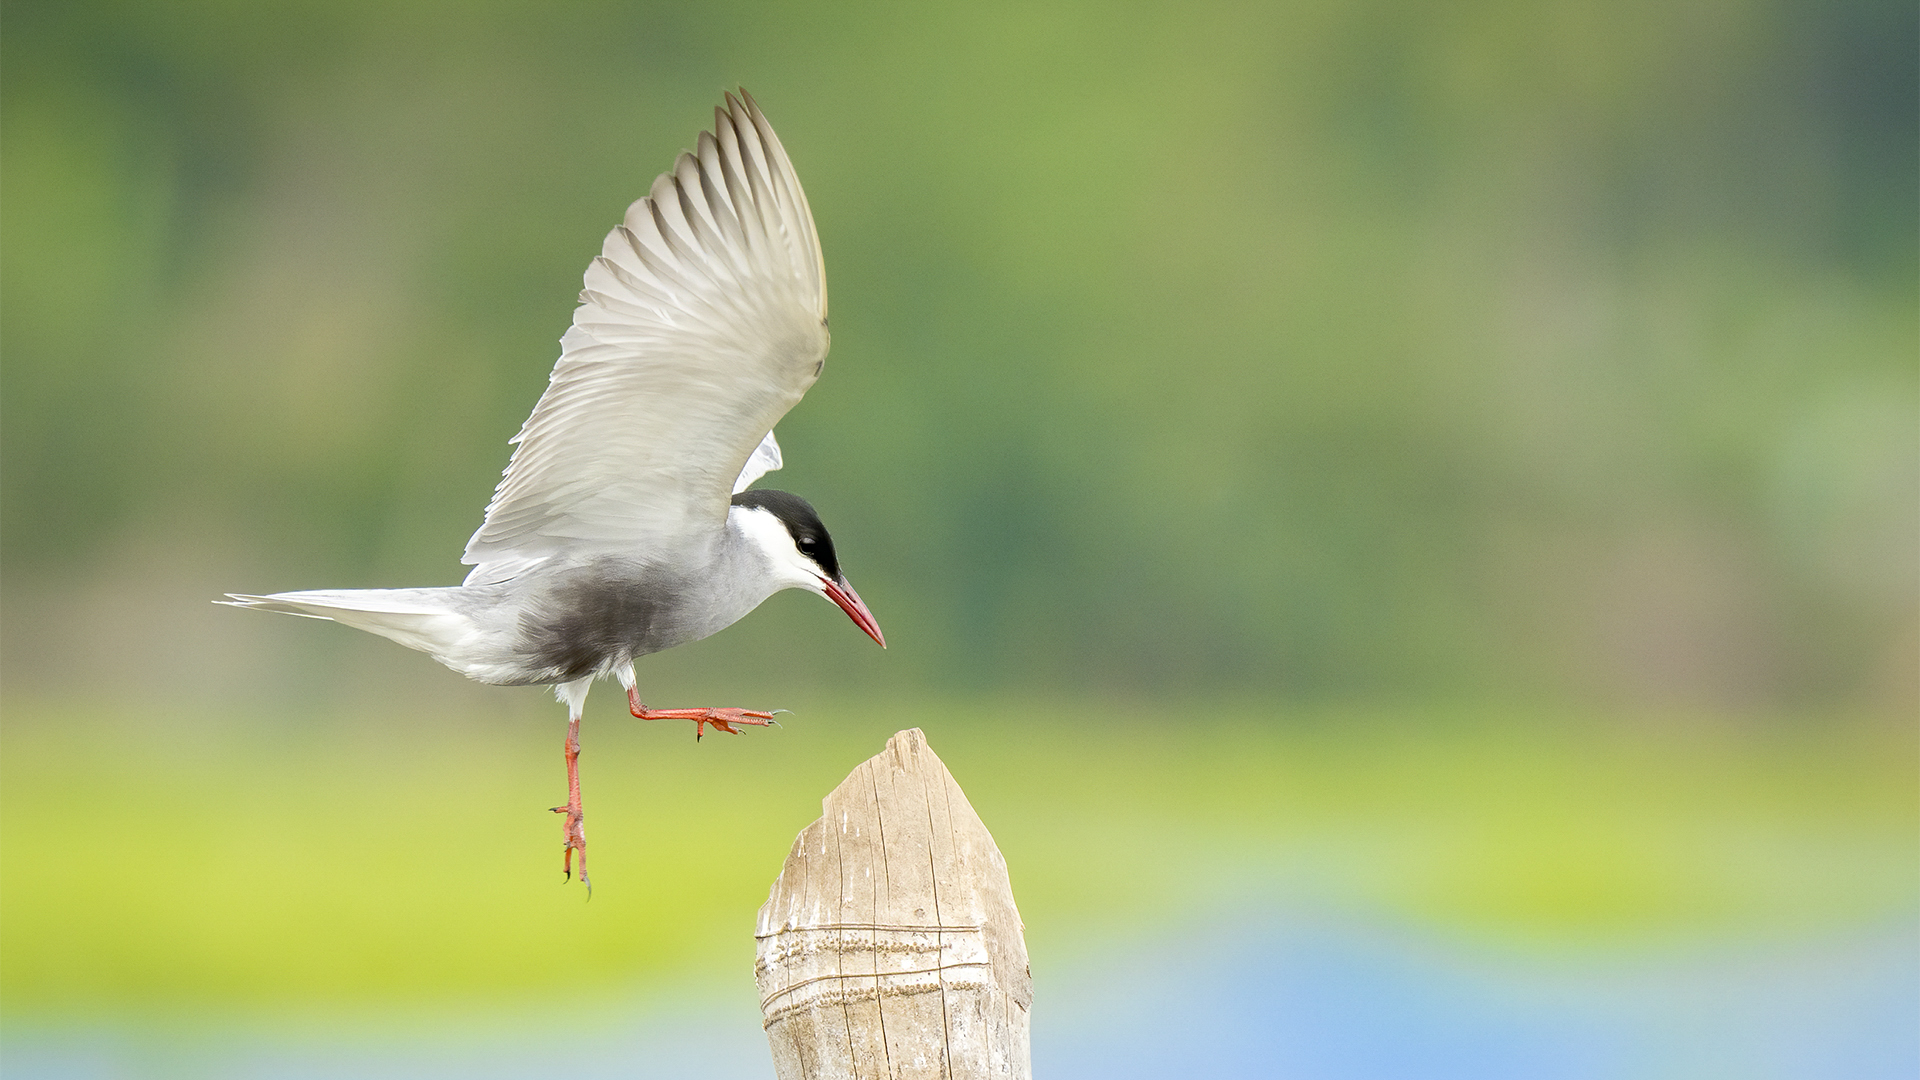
left=219, top=588, right=476, bottom=660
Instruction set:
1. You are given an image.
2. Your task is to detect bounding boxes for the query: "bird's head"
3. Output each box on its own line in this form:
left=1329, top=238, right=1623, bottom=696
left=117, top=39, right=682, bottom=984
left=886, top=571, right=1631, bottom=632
left=729, top=489, right=885, bottom=648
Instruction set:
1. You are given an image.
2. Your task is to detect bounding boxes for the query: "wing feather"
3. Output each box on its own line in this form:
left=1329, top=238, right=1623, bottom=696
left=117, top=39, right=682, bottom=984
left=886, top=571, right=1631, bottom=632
left=462, top=92, right=827, bottom=584
left=732, top=430, right=783, bottom=493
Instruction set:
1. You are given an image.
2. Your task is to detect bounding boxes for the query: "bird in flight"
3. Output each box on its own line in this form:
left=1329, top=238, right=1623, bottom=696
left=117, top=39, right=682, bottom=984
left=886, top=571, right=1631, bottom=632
left=224, top=90, right=884, bottom=892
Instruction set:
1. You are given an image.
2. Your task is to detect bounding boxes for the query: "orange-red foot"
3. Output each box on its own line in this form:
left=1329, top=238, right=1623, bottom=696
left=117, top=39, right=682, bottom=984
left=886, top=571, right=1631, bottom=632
left=552, top=712, right=589, bottom=894
left=551, top=801, right=588, bottom=893
left=628, top=686, right=777, bottom=739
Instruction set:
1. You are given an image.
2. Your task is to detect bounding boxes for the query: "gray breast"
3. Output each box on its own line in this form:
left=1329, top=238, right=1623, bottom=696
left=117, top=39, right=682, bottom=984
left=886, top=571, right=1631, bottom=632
left=513, top=560, right=694, bottom=684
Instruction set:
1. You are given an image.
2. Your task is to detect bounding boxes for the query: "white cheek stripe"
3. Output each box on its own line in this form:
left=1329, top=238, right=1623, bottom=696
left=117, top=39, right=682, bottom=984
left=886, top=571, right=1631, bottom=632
left=728, top=505, right=829, bottom=593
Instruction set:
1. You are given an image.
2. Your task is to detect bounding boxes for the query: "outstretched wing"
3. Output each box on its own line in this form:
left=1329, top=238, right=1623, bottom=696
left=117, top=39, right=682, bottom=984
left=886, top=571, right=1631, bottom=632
left=463, top=90, right=828, bottom=585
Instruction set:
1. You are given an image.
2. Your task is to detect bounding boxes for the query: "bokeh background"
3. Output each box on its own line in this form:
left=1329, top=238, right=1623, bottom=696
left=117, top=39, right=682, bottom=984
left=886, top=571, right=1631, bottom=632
left=3, top=0, right=1915, bottom=1077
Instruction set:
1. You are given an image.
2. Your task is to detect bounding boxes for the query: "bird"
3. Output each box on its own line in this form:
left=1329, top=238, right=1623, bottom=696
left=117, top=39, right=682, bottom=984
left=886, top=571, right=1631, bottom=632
left=222, top=90, right=884, bottom=893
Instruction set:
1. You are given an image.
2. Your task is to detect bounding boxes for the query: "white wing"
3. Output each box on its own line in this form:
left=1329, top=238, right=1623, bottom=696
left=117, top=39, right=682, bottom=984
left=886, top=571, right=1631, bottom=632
left=732, top=429, right=783, bottom=494
left=463, top=91, right=828, bottom=585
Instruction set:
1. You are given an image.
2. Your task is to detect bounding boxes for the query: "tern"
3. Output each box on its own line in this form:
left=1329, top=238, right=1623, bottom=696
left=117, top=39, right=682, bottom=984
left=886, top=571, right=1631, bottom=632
left=223, top=91, right=884, bottom=891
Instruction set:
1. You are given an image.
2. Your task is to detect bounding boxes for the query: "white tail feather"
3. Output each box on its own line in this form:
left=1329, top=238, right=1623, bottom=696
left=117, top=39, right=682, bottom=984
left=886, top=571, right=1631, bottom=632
left=220, top=589, right=474, bottom=660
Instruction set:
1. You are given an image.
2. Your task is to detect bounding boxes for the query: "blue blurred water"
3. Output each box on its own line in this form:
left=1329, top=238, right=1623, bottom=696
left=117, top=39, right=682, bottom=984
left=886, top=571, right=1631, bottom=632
left=5, top=915, right=1914, bottom=1079
left=1037, top=915, right=1918, bottom=1080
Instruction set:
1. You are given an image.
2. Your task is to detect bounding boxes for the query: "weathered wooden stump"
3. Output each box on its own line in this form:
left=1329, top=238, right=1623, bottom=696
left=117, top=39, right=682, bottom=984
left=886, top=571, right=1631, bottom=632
left=755, top=728, right=1032, bottom=1079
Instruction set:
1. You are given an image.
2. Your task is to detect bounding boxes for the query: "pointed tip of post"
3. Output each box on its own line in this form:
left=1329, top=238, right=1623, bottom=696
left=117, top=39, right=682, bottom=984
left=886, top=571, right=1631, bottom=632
left=882, top=728, right=933, bottom=770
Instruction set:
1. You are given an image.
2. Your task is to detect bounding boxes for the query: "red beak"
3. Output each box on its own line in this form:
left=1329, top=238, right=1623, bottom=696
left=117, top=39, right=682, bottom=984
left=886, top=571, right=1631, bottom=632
left=821, top=575, right=886, bottom=648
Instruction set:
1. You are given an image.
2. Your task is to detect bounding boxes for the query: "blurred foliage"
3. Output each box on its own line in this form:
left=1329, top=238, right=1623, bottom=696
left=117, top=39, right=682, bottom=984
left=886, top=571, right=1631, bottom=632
left=1, top=701, right=1912, bottom=1016
left=1, top=0, right=1915, bottom=706
left=3, top=5, right=1914, bottom=1055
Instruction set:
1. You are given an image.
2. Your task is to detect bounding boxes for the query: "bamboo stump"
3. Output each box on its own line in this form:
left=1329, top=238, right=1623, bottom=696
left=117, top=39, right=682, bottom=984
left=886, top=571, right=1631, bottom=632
left=755, top=728, right=1032, bottom=1079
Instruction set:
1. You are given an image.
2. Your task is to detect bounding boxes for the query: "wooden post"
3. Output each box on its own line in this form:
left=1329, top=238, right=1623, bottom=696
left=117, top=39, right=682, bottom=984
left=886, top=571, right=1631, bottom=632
left=755, top=728, right=1032, bottom=1079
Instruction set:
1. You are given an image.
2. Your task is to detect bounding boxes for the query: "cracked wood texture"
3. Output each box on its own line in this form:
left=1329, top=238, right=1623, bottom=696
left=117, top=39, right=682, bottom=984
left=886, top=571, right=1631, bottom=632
left=755, top=728, right=1032, bottom=1079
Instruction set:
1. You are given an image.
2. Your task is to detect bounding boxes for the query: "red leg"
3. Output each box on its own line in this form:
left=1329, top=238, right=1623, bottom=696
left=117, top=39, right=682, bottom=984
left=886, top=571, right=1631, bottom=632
left=627, top=684, right=776, bottom=739
left=549, top=712, right=589, bottom=893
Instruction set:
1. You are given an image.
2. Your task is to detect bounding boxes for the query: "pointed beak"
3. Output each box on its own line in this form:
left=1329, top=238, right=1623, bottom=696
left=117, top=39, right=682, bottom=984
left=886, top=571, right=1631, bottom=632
left=821, top=575, right=886, bottom=648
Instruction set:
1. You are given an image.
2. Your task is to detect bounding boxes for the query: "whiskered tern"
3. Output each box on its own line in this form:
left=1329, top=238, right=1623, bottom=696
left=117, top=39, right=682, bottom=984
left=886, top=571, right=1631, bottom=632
left=224, top=91, right=884, bottom=892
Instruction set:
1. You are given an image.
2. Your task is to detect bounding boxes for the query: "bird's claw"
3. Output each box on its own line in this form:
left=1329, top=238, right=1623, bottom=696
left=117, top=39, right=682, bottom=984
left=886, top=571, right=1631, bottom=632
left=627, top=697, right=778, bottom=740
left=554, top=804, right=588, bottom=892
left=692, top=708, right=776, bottom=739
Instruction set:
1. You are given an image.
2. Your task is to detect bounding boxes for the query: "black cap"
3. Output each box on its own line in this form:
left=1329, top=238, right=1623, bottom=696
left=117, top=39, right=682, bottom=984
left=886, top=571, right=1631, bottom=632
left=731, top=489, right=842, bottom=580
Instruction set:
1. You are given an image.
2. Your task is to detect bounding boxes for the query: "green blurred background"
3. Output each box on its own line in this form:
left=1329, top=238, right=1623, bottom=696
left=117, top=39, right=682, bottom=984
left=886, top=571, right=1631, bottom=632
left=1, top=0, right=1914, bottom=1074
